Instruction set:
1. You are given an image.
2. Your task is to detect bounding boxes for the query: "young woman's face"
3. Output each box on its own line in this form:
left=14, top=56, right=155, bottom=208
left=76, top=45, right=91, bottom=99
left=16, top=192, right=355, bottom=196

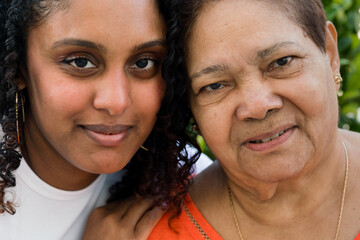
left=187, top=0, right=340, bottom=184
left=22, top=0, right=166, bottom=180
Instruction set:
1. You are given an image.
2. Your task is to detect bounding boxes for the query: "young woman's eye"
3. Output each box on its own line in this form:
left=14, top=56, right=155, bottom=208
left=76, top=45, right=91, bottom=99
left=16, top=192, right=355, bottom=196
left=63, top=57, right=96, bottom=69
left=273, top=56, right=293, bottom=68
left=131, top=58, right=156, bottom=70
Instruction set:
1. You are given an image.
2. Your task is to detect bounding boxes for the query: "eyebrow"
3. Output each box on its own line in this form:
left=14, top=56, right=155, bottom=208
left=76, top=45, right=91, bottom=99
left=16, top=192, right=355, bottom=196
left=189, top=42, right=297, bottom=80
left=190, top=64, right=229, bottom=80
left=256, top=41, right=296, bottom=60
left=52, top=38, right=166, bottom=55
left=52, top=38, right=108, bottom=53
left=132, top=39, right=166, bottom=52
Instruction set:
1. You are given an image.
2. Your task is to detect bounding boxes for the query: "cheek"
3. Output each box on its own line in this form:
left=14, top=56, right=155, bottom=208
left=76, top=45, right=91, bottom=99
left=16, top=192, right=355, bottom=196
left=134, top=79, right=165, bottom=122
left=28, top=75, right=90, bottom=120
left=278, top=71, right=339, bottom=145
left=192, top=102, right=232, bottom=147
left=293, top=59, right=337, bottom=117
left=279, top=73, right=331, bottom=118
left=26, top=55, right=90, bottom=114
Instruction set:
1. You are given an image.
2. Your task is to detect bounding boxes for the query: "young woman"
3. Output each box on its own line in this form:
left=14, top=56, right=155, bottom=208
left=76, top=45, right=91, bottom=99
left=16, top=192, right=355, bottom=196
left=0, top=0, right=210, bottom=239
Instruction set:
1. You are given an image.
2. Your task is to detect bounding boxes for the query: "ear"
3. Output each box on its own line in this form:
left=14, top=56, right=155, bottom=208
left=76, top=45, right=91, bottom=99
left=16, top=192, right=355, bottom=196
left=325, top=21, right=340, bottom=75
left=14, top=64, right=28, bottom=90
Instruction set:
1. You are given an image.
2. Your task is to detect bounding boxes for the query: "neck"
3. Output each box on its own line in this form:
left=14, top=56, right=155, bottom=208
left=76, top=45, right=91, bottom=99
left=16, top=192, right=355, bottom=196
left=227, top=138, right=346, bottom=225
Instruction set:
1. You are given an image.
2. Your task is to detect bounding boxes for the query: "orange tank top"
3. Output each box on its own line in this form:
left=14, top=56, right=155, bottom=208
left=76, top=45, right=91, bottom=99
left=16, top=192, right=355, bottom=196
left=148, top=194, right=223, bottom=239
left=149, top=194, right=360, bottom=240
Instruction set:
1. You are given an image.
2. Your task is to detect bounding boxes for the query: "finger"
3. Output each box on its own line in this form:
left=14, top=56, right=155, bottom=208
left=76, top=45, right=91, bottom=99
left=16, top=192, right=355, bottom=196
left=103, top=195, right=137, bottom=212
left=134, top=206, right=166, bottom=240
left=120, top=198, right=155, bottom=226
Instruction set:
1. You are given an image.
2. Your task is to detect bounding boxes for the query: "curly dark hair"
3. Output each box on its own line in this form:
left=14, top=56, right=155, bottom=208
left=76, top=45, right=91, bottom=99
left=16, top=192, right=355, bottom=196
left=0, top=0, right=200, bottom=216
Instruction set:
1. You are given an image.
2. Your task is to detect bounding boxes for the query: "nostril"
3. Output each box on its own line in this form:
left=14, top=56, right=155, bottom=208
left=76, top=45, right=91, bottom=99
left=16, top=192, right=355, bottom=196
left=266, top=108, right=277, bottom=115
left=243, top=108, right=275, bottom=121
left=244, top=117, right=255, bottom=121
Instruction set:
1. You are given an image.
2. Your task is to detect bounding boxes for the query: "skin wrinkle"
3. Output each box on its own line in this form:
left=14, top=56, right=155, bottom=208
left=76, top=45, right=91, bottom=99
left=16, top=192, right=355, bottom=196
left=190, top=64, right=228, bottom=80
left=256, top=41, right=297, bottom=60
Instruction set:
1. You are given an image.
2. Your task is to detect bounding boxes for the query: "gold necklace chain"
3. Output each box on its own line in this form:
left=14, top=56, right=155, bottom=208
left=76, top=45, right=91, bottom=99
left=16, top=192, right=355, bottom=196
left=182, top=201, right=211, bottom=239
left=228, top=141, right=349, bottom=240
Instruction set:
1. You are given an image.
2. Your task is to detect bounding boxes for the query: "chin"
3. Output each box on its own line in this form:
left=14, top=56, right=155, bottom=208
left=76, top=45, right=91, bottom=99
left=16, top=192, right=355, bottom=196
left=246, top=161, right=307, bottom=184
left=78, top=156, right=130, bottom=174
left=91, top=150, right=135, bottom=173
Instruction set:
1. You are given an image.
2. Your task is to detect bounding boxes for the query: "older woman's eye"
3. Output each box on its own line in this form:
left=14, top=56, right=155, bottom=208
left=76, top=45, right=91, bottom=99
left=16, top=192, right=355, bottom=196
left=273, top=56, right=293, bottom=68
left=64, top=57, right=96, bottom=69
left=203, top=82, right=224, bottom=91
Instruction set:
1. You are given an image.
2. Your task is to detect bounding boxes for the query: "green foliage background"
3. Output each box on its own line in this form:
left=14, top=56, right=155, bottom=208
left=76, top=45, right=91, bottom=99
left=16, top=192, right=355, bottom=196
left=197, top=0, right=360, bottom=160
left=325, top=0, right=360, bottom=132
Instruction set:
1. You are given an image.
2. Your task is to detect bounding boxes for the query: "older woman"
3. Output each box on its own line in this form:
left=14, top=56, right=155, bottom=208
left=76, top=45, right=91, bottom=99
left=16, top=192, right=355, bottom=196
left=0, top=0, right=212, bottom=239
left=149, top=0, right=360, bottom=239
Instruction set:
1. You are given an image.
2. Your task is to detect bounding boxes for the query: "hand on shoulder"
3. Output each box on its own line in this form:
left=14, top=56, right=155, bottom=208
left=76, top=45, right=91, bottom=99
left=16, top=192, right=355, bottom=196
left=82, top=196, right=165, bottom=240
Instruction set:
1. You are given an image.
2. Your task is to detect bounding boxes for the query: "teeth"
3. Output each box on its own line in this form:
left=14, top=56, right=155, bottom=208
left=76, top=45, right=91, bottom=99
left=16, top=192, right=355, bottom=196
left=262, top=137, right=272, bottom=143
left=250, top=129, right=287, bottom=144
left=278, top=129, right=286, bottom=135
left=271, top=133, right=280, bottom=139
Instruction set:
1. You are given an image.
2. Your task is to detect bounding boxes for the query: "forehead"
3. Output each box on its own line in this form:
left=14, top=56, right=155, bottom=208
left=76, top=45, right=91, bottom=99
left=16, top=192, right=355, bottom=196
left=28, top=0, right=165, bottom=53
left=189, top=0, right=292, bottom=48
left=186, top=0, right=307, bottom=70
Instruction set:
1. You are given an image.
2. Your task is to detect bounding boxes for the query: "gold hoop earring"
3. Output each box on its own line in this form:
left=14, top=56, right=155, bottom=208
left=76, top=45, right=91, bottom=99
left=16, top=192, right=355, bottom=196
left=140, top=145, right=149, bottom=151
left=15, top=91, right=25, bottom=145
left=334, top=74, right=343, bottom=84
left=15, top=92, right=20, bottom=145
left=21, top=92, right=25, bottom=123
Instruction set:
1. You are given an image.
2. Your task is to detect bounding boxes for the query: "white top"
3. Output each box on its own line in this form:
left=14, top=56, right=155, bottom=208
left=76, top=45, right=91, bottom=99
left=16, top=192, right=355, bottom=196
left=0, top=159, right=122, bottom=240
left=0, top=149, right=212, bottom=240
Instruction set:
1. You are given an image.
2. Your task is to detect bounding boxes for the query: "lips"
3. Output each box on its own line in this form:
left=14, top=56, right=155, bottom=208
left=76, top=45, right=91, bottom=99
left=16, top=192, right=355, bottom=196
left=83, top=124, right=130, bottom=134
left=243, top=126, right=296, bottom=151
left=249, top=129, right=288, bottom=144
left=81, top=124, right=132, bottom=147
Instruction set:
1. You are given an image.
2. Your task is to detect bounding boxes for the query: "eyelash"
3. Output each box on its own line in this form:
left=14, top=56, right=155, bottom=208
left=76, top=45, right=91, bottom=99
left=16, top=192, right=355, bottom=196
left=196, top=82, right=227, bottom=96
left=62, top=56, right=97, bottom=69
left=268, top=56, right=294, bottom=72
left=130, top=55, right=160, bottom=71
left=202, top=82, right=224, bottom=91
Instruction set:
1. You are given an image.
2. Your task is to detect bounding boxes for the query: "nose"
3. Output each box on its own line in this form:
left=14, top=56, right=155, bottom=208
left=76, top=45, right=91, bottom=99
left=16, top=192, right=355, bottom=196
left=93, top=70, right=131, bottom=115
left=235, top=80, right=283, bottom=121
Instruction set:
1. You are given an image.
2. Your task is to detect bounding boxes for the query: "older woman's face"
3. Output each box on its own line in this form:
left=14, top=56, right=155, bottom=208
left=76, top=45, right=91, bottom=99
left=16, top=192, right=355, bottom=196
left=188, top=0, right=340, bottom=183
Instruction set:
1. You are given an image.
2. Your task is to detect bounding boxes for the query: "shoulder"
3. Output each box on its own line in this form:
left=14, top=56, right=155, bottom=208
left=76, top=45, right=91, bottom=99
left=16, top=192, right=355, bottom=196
left=340, top=128, right=360, bottom=144
left=149, top=193, right=223, bottom=240
left=148, top=197, right=192, bottom=240
left=339, top=128, right=360, bottom=157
